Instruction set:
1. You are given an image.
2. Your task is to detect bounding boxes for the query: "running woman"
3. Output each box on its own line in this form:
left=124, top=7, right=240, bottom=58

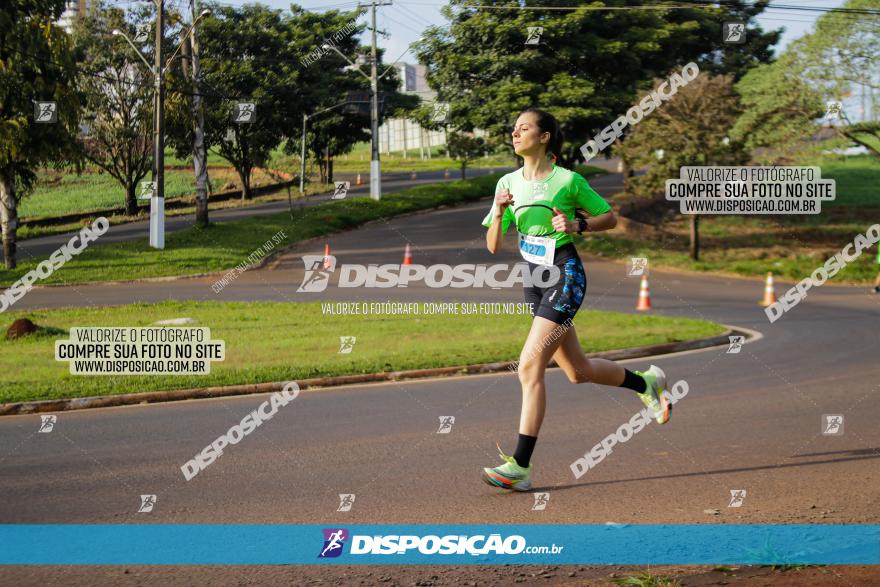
left=481, top=108, right=670, bottom=491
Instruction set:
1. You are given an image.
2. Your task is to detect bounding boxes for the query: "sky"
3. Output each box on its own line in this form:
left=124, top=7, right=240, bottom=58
left=268, top=0, right=846, bottom=66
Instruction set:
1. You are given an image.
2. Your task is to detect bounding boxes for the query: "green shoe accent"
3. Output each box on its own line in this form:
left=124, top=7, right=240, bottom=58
left=481, top=444, right=533, bottom=491
left=637, top=365, right=671, bottom=424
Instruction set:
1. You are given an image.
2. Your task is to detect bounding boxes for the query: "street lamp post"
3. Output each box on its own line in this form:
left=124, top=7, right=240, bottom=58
left=300, top=113, right=307, bottom=195
left=113, top=6, right=211, bottom=250
left=152, top=0, right=165, bottom=249
left=321, top=30, right=421, bottom=202
left=368, top=0, right=381, bottom=201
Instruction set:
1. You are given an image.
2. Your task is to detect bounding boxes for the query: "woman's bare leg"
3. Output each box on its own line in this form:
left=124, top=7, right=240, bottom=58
left=550, top=325, right=671, bottom=425
left=482, top=315, right=666, bottom=488
left=516, top=317, right=570, bottom=436
left=551, top=325, right=627, bottom=386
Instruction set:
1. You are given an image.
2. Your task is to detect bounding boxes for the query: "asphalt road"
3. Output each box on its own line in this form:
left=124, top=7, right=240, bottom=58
left=1, top=170, right=877, bottom=585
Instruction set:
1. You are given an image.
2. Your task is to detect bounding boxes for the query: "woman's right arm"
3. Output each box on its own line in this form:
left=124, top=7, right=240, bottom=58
left=486, top=189, right=513, bottom=254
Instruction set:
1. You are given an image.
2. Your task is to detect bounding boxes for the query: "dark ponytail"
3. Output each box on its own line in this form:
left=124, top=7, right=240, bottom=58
left=518, top=107, right=564, bottom=162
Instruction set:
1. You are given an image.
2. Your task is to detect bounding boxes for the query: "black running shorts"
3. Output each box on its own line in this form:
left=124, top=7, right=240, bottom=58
left=523, top=243, right=586, bottom=324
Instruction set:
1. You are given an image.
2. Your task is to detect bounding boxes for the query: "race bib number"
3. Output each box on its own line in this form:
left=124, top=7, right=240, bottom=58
left=518, top=233, right=555, bottom=266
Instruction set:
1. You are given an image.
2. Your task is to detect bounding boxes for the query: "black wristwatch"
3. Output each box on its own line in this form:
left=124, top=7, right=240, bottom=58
left=576, top=216, right=589, bottom=234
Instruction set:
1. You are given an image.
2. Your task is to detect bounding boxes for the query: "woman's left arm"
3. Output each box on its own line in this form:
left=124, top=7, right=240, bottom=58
left=551, top=208, right=617, bottom=234
left=583, top=210, right=617, bottom=232
left=568, top=173, right=618, bottom=233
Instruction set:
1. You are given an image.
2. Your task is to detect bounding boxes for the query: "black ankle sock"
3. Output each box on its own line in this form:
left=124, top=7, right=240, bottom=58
left=513, top=434, right=537, bottom=468
left=621, top=369, right=647, bottom=394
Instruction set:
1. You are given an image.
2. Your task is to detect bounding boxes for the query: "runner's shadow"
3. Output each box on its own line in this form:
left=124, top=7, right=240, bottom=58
left=792, top=447, right=879, bottom=458
left=534, top=448, right=880, bottom=493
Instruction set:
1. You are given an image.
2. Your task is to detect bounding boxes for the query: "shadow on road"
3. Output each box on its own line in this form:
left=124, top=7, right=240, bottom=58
left=533, top=448, right=880, bottom=492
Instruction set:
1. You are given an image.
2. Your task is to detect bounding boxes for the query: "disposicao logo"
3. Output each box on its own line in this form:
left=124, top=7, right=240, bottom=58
left=316, top=530, right=563, bottom=558
left=319, top=528, right=349, bottom=558
left=297, top=256, right=561, bottom=292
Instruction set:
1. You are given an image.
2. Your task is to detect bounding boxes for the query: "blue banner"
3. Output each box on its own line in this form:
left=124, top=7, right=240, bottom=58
left=1, top=524, right=877, bottom=565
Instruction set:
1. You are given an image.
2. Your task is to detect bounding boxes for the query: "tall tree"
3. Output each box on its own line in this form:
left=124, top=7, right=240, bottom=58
left=446, top=131, right=485, bottom=179
left=73, top=6, right=154, bottom=216
left=187, top=4, right=288, bottom=199
left=182, top=0, right=210, bottom=226
left=287, top=6, right=370, bottom=186
left=306, top=111, right=369, bottom=184
left=193, top=3, right=296, bottom=200
left=163, top=1, right=216, bottom=224
left=283, top=6, right=415, bottom=188
left=793, top=0, right=879, bottom=157
left=794, top=0, right=878, bottom=101
left=414, top=0, right=779, bottom=165
left=0, top=0, right=81, bottom=268
left=618, top=74, right=749, bottom=260
left=166, top=15, right=215, bottom=223
left=730, top=51, right=824, bottom=164
left=733, top=0, right=879, bottom=160
left=696, top=0, right=782, bottom=82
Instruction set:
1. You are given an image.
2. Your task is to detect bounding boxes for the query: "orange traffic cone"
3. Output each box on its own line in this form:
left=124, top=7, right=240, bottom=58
left=444, top=169, right=450, bottom=179
left=355, top=173, right=363, bottom=186
left=760, top=272, right=776, bottom=306
left=636, top=275, right=652, bottom=311
left=323, top=243, right=332, bottom=270
left=402, top=243, right=413, bottom=265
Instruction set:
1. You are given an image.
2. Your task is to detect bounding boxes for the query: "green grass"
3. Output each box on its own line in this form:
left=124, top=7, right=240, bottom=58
left=796, top=155, right=878, bottom=208
left=578, top=227, right=879, bottom=284
left=0, top=300, right=724, bottom=403
left=21, top=169, right=198, bottom=219
left=613, top=572, right=682, bottom=587
left=266, top=139, right=609, bottom=175
left=298, top=140, right=516, bottom=174
left=298, top=142, right=609, bottom=176
left=741, top=537, right=818, bottom=570
left=16, top=181, right=331, bottom=241
left=21, top=165, right=286, bottom=221
left=2, top=174, right=504, bottom=286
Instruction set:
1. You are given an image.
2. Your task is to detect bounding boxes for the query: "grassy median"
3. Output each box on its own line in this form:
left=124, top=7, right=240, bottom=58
left=0, top=300, right=724, bottom=404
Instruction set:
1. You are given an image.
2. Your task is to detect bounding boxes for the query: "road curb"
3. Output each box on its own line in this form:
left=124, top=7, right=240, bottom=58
left=0, top=328, right=741, bottom=416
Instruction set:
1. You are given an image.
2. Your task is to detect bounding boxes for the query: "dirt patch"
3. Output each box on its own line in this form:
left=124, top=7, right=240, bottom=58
left=0, top=564, right=874, bottom=586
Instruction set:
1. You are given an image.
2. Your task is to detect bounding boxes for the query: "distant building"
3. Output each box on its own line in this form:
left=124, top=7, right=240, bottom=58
left=57, top=0, right=91, bottom=33
left=377, top=62, right=488, bottom=157
left=395, top=63, right=417, bottom=92
left=412, top=64, right=430, bottom=92
left=379, top=62, right=447, bottom=157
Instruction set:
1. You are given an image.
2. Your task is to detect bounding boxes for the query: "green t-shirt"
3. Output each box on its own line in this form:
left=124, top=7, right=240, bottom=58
left=481, top=165, right=611, bottom=248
